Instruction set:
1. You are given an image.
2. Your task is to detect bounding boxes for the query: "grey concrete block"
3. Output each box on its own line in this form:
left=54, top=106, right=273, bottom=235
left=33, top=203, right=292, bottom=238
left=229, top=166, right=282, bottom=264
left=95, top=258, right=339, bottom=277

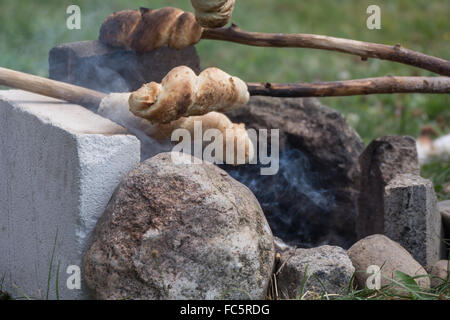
left=49, top=40, right=201, bottom=98
left=384, top=174, right=444, bottom=267
left=0, top=90, right=141, bottom=299
left=357, top=135, right=420, bottom=239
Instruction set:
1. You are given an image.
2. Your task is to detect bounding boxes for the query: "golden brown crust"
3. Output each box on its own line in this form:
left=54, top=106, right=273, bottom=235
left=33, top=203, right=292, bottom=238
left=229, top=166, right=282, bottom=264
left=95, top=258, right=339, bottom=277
left=129, top=66, right=197, bottom=124
left=169, top=12, right=204, bottom=49
left=98, top=93, right=253, bottom=164
left=128, top=66, right=249, bottom=124
left=99, top=7, right=203, bottom=52
left=159, top=112, right=254, bottom=164
left=99, top=10, right=141, bottom=48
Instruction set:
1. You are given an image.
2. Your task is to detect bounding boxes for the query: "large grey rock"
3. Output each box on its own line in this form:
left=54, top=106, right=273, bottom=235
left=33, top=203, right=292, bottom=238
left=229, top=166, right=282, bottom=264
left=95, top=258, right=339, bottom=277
left=438, top=200, right=450, bottom=239
left=384, top=174, right=444, bottom=267
left=357, top=136, right=420, bottom=239
left=276, top=245, right=355, bottom=299
left=428, top=260, right=449, bottom=288
left=82, top=152, right=275, bottom=300
left=348, top=234, right=430, bottom=290
left=0, top=90, right=140, bottom=300
left=225, top=96, right=365, bottom=248
left=49, top=40, right=200, bottom=100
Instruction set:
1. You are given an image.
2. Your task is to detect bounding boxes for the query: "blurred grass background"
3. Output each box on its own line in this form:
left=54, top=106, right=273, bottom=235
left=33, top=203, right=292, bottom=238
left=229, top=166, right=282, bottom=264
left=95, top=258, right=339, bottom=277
left=0, top=0, right=448, bottom=198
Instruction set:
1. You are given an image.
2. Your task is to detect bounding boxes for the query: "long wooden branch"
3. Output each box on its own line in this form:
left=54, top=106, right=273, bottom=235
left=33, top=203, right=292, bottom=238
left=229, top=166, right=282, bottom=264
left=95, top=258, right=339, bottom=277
left=0, top=68, right=448, bottom=109
left=202, top=25, right=450, bottom=76
left=0, top=67, right=106, bottom=107
left=247, top=76, right=450, bottom=97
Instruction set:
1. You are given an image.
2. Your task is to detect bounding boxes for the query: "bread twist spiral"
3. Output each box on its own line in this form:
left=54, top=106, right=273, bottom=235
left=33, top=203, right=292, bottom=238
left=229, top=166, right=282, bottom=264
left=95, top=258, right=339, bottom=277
left=129, top=66, right=249, bottom=124
left=190, top=0, right=235, bottom=28
left=99, top=93, right=254, bottom=165
left=162, top=112, right=255, bottom=165
left=99, top=7, right=203, bottom=52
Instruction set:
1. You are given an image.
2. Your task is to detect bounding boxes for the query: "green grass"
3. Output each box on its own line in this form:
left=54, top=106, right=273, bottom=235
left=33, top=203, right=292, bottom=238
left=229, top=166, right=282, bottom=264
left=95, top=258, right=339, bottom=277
left=269, top=260, right=450, bottom=300
left=0, top=0, right=448, bottom=196
left=422, top=161, right=450, bottom=201
left=334, top=272, right=450, bottom=300
left=0, top=229, right=62, bottom=300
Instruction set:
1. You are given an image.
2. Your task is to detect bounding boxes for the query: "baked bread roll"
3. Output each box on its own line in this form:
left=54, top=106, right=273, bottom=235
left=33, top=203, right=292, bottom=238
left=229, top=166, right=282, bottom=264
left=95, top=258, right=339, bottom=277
left=129, top=66, right=249, bottom=124
left=162, top=112, right=255, bottom=165
left=99, top=93, right=254, bottom=165
left=190, top=0, right=235, bottom=28
left=99, top=7, right=203, bottom=52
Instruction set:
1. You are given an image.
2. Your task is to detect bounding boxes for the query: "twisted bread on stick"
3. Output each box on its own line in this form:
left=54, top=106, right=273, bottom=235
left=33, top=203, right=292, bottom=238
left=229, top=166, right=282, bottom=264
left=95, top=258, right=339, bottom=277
left=99, top=7, right=203, bottom=52
left=99, top=93, right=254, bottom=165
left=129, top=66, right=249, bottom=124
left=190, top=0, right=235, bottom=28
left=160, top=112, right=254, bottom=165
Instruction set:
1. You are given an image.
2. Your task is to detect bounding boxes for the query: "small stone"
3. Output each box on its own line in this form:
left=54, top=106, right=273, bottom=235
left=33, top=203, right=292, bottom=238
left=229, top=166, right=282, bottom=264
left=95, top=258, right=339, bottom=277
left=348, top=234, right=430, bottom=290
left=275, top=253, right=282, bottom=262
left=276, top=245, right=355, bottom=299
left=429, top=260, right=450, bottom=288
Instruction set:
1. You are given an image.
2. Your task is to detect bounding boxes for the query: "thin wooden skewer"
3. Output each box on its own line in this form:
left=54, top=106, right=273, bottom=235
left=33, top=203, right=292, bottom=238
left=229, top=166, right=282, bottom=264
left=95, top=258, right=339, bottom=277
left=202, top=24, right=450, bottom=76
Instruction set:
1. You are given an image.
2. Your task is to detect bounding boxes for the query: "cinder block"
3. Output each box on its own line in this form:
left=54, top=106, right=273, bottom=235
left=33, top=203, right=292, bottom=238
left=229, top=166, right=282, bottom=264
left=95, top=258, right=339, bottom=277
left=0, top=90, right=141, bottom=299
left=357, top=136, right=420, bottom=239
left=49, top=40, right=201, bottom=98
left=384, top=174, right=444, bottom=267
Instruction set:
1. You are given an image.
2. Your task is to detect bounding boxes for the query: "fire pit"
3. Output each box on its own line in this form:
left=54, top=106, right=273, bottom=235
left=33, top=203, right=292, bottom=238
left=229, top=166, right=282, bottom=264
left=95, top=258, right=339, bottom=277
left=1, top=2, right=448, bottom=301
left=48, top=40, right=365, bottom=249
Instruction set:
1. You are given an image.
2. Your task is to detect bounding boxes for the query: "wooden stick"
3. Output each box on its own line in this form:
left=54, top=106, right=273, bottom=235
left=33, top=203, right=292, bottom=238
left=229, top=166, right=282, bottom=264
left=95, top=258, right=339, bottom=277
left=247, top=76, right=450, bottom=97
left=0, top=67, right=448, bottom=105
left=202, top=25, right=450, bottom=76
left=0, top=67, right=106, bottom=107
